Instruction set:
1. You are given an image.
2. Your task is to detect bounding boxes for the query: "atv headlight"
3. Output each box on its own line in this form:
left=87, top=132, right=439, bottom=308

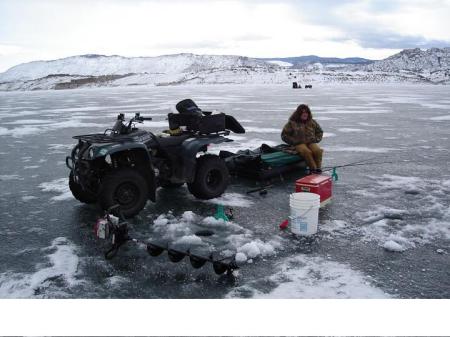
left=88, top=147, right=95, bottom=159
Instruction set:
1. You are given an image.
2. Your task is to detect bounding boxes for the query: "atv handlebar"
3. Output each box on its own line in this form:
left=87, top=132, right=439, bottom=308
left=111, top=113, right=152, bottom=135
left=133, top=112, right=153, bottom=122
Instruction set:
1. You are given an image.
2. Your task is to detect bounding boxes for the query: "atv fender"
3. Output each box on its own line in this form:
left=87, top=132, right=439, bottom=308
left=100, top=144, right=156, bottom=202
left=90, top=143, right=147, bottom=159
left=181, top=136, right=231, bottom=183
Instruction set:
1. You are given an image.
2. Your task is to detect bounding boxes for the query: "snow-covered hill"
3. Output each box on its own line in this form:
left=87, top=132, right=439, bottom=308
left=0, top=49, right=449, bottom=91
left=359, top=48, right=450, bottom=83
left=0, top=53, right=273, bottom=82
left=365, top=48, right=450, bottom=72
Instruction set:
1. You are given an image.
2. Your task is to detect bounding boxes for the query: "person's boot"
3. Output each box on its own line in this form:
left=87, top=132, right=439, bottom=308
left=308, top=168, right=318, bottom=175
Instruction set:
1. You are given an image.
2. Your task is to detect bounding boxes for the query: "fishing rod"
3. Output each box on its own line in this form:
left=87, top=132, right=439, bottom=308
left=321, top=160, right=394, bottom=172
left=246, top=184, right=273, bottom=195
left=321, top=155, right=394, bottom=171
left=321, top=155, right=388, bottom=169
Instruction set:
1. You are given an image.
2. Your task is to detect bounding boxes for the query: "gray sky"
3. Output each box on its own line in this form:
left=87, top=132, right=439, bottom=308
left=1, top=0, right=450, bottom=72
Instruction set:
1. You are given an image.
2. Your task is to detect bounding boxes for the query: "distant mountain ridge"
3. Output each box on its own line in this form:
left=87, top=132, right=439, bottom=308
left=260, top=55, right=374, bottom=67
left=0, top=48, right=449, bottom=90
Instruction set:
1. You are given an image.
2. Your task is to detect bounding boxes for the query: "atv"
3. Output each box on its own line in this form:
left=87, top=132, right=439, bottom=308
left=66, top=99, right=245, bottom=217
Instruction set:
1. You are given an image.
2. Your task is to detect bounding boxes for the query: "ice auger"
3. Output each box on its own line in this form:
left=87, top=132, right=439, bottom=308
left=94, top=206, right=239, bottom=275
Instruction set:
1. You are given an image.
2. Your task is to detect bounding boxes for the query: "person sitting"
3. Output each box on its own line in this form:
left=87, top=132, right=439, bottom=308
left=281, top=104, right=324, bottom=174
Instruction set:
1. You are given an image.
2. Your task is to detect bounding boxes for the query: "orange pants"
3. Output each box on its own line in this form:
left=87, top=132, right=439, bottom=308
left=295, top=143, right=323, bottom=170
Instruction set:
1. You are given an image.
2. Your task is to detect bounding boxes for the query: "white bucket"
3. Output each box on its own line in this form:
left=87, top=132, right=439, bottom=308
left=289, top=192, right=320, bottom=236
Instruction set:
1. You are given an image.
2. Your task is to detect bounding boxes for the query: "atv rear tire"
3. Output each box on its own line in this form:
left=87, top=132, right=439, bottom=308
left=188, top=154, right=229, bottom=199
left=69, top=171, right=97, bottom=204
left=98, top=168, right=148, bottom=218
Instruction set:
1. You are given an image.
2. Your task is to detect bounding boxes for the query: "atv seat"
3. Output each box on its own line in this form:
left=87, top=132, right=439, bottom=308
left=156, top=134, right=191, bottom=148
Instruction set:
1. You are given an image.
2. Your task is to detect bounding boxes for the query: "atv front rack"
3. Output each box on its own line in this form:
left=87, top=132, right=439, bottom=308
left=73, top=133, right=138, bottom=144
left=95, top=206, right=238, bottom=276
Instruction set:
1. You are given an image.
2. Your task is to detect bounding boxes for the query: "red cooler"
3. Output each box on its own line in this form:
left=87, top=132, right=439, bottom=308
left=295, top=174, right=332, bottom=207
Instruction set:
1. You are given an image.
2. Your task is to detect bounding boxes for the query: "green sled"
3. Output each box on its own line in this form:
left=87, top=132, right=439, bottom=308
left=260, top=151, right=301, bottom=167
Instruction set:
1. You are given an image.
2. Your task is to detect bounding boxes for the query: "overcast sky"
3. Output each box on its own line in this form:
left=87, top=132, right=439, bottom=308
left=1, top=0, right=450, bottom=72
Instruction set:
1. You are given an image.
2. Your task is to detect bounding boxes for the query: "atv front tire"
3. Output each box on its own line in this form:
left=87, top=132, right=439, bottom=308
left=188, top=154, right=229, bottom=199
left=98, top=168, right=148, bottom=218
left=69, top=171, right=97, bottom=204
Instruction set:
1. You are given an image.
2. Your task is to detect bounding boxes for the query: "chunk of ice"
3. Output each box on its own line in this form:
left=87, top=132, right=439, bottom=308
left=174, top=235, right=203, bottom=246
left=235, top=252, right=247, bottom=263
left=382, top=240, right=406, bottom=252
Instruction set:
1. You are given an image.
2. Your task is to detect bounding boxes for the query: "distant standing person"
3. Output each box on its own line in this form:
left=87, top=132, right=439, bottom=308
left=281, top=104, right=324, bottom=173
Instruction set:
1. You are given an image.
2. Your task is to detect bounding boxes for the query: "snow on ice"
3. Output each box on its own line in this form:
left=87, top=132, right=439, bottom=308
left=316, top=173, right=450, bottom=255
left=0, top=237, right=80, bottom=298
left=353, top=175, right=450, bottom=251
left=429, top=115, right=450, bottom=121
left=337, top=128, right=367, bottom=133
left=38, top=178, right=72, bottom=201
left=150, top=211, right=282, bottom=262
left=227, top=255, right=390, bottom=299
left=21, top=195, right=38, bottom=202
left=0, top=120, right=107, bottom=138
left=0, top=174, right=23, bottom=181
left=244, top=126, right=281, bottom=133
left=200, top=192, right=254, bottom=208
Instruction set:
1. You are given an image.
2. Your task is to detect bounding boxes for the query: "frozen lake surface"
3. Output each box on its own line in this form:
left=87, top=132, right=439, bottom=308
left=0, top=84, right=449, bottom=298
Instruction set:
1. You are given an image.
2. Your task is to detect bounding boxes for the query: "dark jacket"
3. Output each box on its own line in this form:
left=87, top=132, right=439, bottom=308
left=281, top=113, right=323, bottom=145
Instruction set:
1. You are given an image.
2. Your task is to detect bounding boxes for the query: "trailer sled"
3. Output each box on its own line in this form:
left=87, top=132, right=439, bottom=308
left=220, top=144, right=306, bottom=180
